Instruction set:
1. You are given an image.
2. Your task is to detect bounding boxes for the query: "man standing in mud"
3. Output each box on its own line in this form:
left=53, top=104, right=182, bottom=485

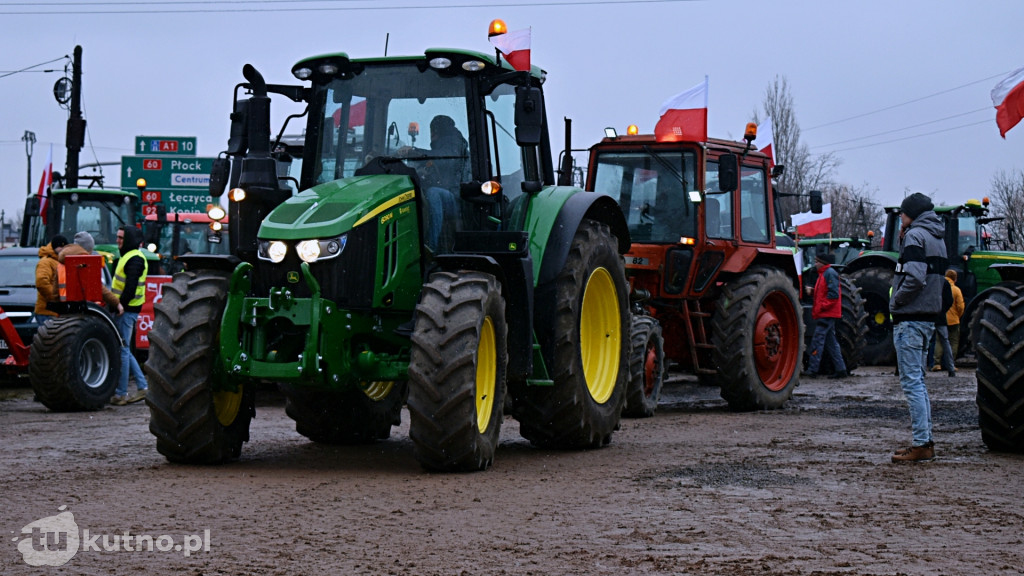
left=889, top=192, right=947, bottom=463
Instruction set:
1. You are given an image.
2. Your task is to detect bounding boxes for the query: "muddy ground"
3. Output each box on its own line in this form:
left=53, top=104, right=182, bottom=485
left=1, top=365, right=1022, bottom=576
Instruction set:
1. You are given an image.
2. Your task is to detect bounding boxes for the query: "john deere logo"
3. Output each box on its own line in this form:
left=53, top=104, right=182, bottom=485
left=286, top=271, right=300, bottom=284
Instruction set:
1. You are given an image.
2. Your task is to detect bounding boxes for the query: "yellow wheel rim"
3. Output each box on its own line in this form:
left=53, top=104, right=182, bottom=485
left=361, top=381, right=395, bottom=401
left=214, top=386, right=243, bottom=427
left=580, top=267, right=620, bottom=404
left=476, top=316, right=497, bottom=434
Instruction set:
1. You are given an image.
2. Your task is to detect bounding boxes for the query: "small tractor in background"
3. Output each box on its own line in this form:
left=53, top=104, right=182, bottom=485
left=145, top=32, right=632, bottom=472
left=970, top=263, right=1024, bottom=453
left=845, top=198, right=1024, bottom=364
left=584, top=124, right=811, bottom=416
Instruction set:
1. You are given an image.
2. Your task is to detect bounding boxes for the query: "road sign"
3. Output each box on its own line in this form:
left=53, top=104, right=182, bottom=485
left=134, top=136, right=197, bottom=156
left=121, top=155, right=215, bottom=212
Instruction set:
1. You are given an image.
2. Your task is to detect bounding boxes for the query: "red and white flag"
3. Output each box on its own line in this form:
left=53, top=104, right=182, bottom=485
left=490, top=28, right=531, bottom=72
left=37, top=144, right=53, bottom=225
left=654, top=76, right=708, bottom=142
left=759, top=116, right=775, bottom=167
left=992, top=66, right=1024, bottom=138
left=792, top=202, right=832, bottom=236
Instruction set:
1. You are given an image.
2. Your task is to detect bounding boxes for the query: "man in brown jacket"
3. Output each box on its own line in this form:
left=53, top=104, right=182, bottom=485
left=34, top=234, right=68, bottom=320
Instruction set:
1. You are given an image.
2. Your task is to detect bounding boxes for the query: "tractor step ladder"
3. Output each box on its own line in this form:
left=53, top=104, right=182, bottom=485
left=681, top=300, right=716, bottom=375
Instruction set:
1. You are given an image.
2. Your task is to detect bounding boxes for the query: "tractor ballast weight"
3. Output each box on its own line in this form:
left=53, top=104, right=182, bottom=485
left=145, top=47, right=632, bottom=472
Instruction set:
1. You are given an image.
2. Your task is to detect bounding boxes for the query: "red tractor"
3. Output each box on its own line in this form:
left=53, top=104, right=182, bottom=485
left=585, top=125, right=815, bottom=415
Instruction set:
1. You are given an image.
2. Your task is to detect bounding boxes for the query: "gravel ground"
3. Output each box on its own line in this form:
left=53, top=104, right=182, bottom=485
left=2, top=365, right=1022, bottom=575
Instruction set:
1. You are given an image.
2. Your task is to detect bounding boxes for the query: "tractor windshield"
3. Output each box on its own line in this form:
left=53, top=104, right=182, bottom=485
left=957, top=213, right=982, bottom=255
left=312, top=63, right=471, bottom=189
left=591, top=150, right=698, bottom=243
left=52, top=194, right=135, bottom=247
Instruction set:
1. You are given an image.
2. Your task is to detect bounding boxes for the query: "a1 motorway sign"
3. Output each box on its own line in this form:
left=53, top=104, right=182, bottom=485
left=134, top=136, right=197, bottom=156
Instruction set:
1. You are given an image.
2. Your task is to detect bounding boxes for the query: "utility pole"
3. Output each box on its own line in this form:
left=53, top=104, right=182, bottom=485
left=0, top=209, right=5, bottom=249
left=22, top=130, right=36, bottom=196
left=66, top=45, right=85, bottom=189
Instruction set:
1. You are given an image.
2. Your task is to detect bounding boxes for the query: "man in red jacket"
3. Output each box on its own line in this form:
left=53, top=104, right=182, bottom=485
left=804, top=253, right=848, bottom=379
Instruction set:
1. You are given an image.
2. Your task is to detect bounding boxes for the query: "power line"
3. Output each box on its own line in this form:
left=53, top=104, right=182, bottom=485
left=0, top=55, right=67, bottom=79
left=819, top=118, right=987, bottom=152
left=814, top=107, right=991, bottom=149
left=0, top=0, right=701, bottom=15
left=805, top=71, right=1008, bottom=132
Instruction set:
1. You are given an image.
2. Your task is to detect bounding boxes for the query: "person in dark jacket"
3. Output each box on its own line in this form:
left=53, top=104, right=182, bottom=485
left=804, top=253, right=848, bottom=379
left=890, top=192, right=948, bottom=462
left=399, top=114, right=466, bottom=251
left=110, top=225, right=149, bottom=406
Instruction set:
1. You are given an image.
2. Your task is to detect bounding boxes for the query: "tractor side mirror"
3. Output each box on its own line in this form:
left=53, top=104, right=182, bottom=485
left=514, top=85, right=544, bottom=146
left=209, top=157, right=231, bottom=198
left=717, top=154, right=738, bottom=192
left=809, top=190, right=823, bottom=214
left=23, top=196, right=40, bottom=217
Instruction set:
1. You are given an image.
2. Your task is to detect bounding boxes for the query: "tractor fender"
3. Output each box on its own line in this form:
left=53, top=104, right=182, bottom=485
left=843, top=252, right=897, bottom=276
left=534, top=190, right=630, bottom=287
left=81, top=303, right=125, bottom=348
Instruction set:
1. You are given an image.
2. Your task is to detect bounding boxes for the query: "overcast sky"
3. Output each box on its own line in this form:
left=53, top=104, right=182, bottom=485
left=1, top=0, right=1022, bottom=230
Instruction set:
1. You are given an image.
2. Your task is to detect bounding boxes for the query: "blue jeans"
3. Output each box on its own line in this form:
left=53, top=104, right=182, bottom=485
left=894, top=321, right=933, bottom=446
left=808, top=317, right=847, bottom=374
left=115, top=311, right=148, bottom=397
left=932, top=325, right=954, bottom=372
left=423, top=186, right=457, bottom=252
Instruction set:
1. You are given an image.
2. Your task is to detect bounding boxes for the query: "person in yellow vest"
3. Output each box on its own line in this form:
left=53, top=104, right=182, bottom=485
left=34, top=234, right=68, bottom=322
left=110, top=225, right=149, bottom=406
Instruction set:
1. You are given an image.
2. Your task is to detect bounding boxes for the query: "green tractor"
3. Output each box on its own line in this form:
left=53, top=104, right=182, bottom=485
left=845, top=198, right=1024, bottom=364
left=144, top=46, right=632, bottom=472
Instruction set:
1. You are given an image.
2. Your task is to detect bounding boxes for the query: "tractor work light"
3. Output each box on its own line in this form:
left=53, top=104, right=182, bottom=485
left=318, top=63, right=339, bottom=75
left=208, top=204, right=227, bottom=221
left=679, top=237, right=696, bottom=245
left=293, top=67, right=313, bottom=80
left=604, top=127, right=617, bottom=139
left=228, top=187, right=247, bottom=202
left=689, top=191, right=703, bottom=203
left=211, top=221, right=223, bottom=232
left=462, top=60, right=486, bottom=72
left=429, top=58, right=452, bottom=70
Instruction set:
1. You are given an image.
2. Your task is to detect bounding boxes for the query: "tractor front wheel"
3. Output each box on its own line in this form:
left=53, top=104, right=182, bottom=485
left=713, top=266, right=803, bottom=411
left=30, top=314, right=121, bottom=411
left=408, top=271, right=508, bottom=472
left=972, top=281, right=1024, bottom=453
left=514, top=219, right=629, bottom=448
left=145, top=270, right=254, bottom=464
left=622, top=315, right=665, bottom=418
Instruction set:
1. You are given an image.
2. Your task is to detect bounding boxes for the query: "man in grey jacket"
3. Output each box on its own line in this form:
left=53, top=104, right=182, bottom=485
left=890, top=192, right=948, bottom=462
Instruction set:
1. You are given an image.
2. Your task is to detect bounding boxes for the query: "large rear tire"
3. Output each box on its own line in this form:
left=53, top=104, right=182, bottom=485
left=281, top=381, right=406, bottom=445
left=622, top=315, right=665, bottom=418
left=713, top=267, right=803, bottom=411
left=30, top=315, right=121, bottom=412
left=848, top=266, right=896, bottom=365
left=408, top=271, right=508, bottom=472
left=145, top=270, right=254, bottom=464
left=972, top=281, right=1024, bottom=453
left=514, top=219, right=629, bottom=448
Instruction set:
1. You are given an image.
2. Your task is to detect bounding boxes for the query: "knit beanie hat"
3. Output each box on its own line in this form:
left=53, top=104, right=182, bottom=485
left=815, top=252, right=835, bottom=265
left=900, top=192, right=934, bottom=220
left=74, top=231, right=96, bottom=253
left=50, top=234, right=68, bottom=249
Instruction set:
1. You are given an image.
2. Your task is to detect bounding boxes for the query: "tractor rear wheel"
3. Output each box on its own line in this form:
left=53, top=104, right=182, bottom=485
left=622, top=315, right=664, bottom=418
left=408, top=271, right=508, bottom=472
left=30, top=314, right=121, bottom=411
left=713, top=266, right=803, bottom=411
left=281, top=381, right=405, bottom=445
left=848, top=266, right=896, bottom=365
left=972, top=281, right=1024, bottom=453
left=145, top=270, right=254, bottom=464
left=514, top=219, right=629, bottom=448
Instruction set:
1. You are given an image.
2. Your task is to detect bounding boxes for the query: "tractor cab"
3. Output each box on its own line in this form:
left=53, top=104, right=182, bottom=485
left=21, top=188, right=141, bottom=268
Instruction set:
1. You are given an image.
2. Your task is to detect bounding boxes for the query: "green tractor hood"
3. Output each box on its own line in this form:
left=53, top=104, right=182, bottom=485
left=258, top=174, right=416, bottom=240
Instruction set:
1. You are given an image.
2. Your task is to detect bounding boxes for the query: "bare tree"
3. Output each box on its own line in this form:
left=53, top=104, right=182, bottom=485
left=818, top=182, right=885, bottom=241
left=989, top=169, right=1024, bottom=251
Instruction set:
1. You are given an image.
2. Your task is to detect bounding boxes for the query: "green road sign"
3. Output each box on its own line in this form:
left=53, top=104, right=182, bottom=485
left=121, top=155, right=215, bottom=212
left=134, top=136, right=197, bottom=156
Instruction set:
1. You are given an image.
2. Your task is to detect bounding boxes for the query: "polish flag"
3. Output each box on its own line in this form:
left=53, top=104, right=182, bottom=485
left=992, top=66, right=1024, bottom=138
left=792, top=202, right=832, bottom=237
left=654, top=76, right=708, bottom=142
left=37, top=144, right=53, bottom=225
left=490, top=28, right=531, bottom=72
left=759, top=116, right=775, bottom=167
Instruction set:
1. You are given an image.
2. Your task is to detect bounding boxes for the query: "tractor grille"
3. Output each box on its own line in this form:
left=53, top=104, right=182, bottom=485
left=255, top=222, right=378, bottom=309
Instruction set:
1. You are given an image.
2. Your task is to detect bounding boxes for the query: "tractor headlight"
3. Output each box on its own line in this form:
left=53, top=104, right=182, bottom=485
left=296, top=240, right=321, bottom=263
left=266, top=241, right=287, bottom=263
